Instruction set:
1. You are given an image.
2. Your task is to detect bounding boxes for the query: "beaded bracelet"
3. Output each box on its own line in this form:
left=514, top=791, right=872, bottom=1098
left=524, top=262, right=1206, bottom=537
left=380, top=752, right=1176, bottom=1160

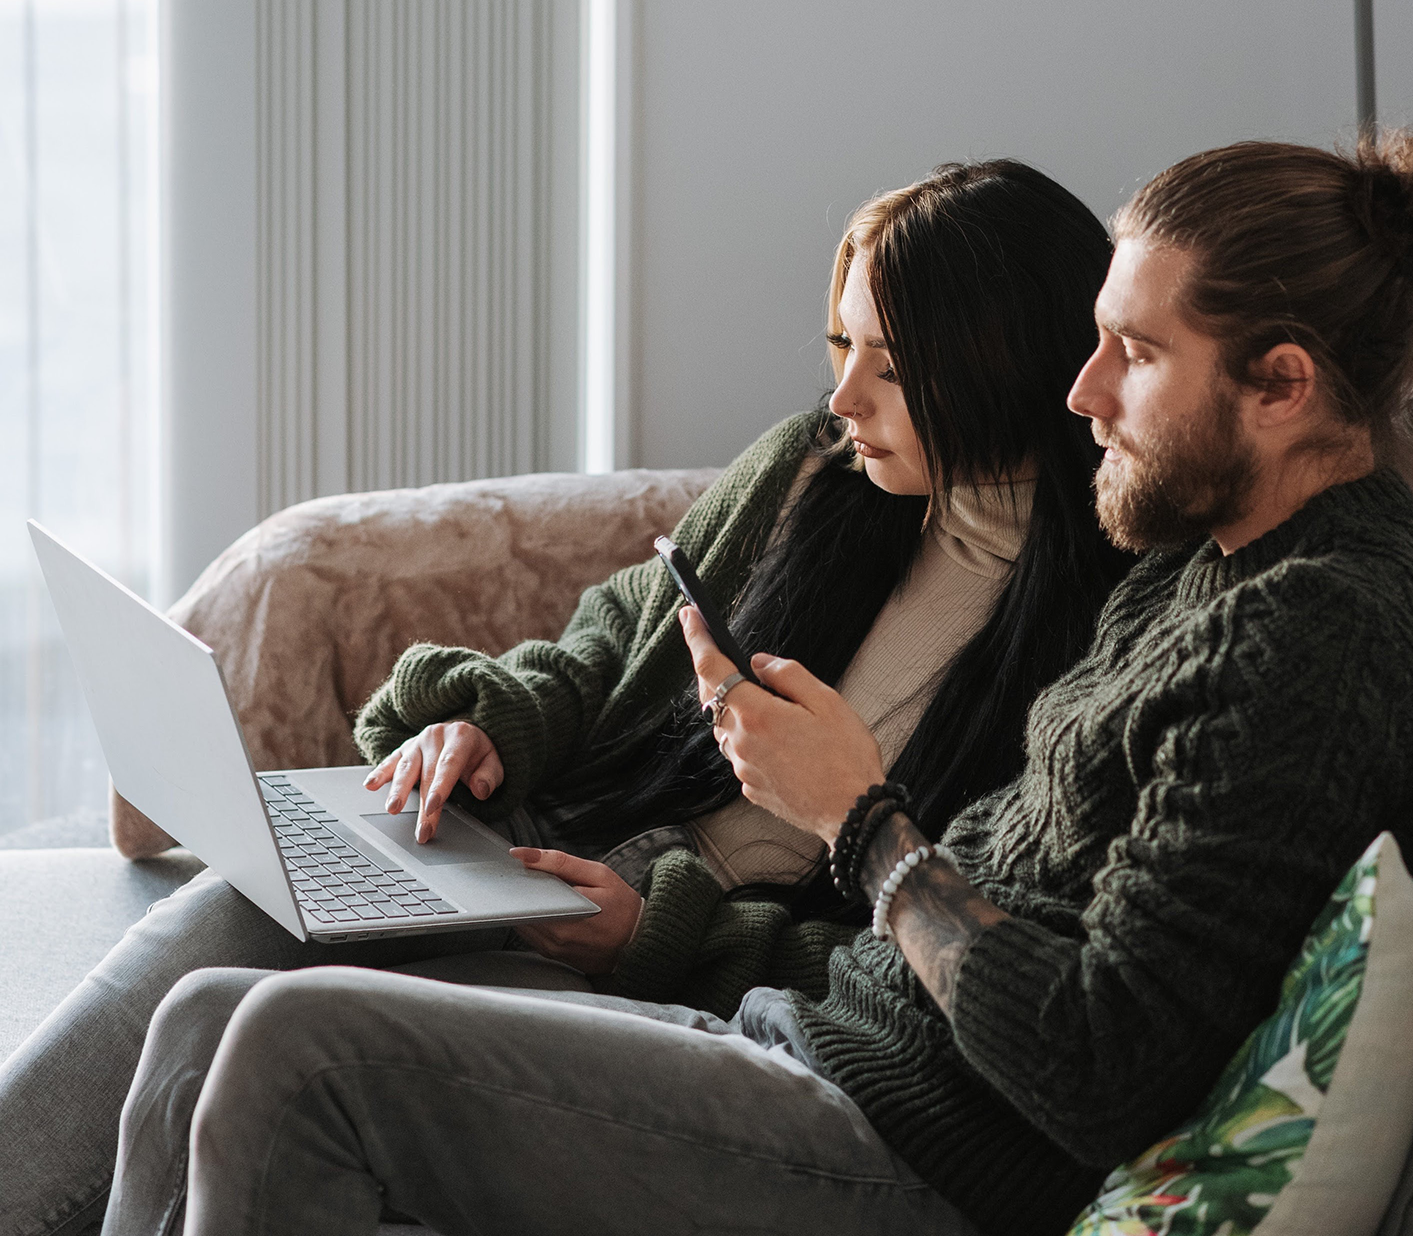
left=830, top=781, right=912, bottom=903
left=828, top=796, right=871, bottom=899
left=835, top=784, right=912, bottom=902
left=871, top=841, right=964, bottom=941
left=831, top=784, right=891, bottom=865
left=872, top=844, right=936, bottom=941
left=845, top=796, right=904, bottom=902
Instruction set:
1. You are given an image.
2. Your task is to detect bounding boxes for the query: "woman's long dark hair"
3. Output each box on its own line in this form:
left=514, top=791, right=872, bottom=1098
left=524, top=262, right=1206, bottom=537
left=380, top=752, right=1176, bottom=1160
left=555, top=160, right=1129, bottom=915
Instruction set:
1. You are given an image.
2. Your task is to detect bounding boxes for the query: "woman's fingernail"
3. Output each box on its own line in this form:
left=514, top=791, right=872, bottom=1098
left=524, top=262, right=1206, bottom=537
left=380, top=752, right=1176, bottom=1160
left=474, top=778, right=489, bottom=798
left=424, top=793, right=441, bottom=815
left=511, top=847, right=541, bottom=862
left=385, top=794, right=397, bottom=812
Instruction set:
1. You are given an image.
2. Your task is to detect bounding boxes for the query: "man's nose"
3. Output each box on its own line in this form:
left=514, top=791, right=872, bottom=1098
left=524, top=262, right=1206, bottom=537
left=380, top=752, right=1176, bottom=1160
left=1067, top=349, right=1112, bottom=422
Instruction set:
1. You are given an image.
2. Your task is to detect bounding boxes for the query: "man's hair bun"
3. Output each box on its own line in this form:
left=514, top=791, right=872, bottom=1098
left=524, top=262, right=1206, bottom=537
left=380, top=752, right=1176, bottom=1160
left=1352, top=131, right=1413, bottom=278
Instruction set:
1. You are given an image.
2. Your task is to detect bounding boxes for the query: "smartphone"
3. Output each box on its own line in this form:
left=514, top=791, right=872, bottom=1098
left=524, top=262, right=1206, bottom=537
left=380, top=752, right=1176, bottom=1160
left=654, top=535, right=762, bottom=687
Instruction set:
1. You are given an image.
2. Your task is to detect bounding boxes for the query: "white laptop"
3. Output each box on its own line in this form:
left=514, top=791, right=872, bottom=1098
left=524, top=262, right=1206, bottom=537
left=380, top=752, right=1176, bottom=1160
left=28, top=521, right=598, bottom=942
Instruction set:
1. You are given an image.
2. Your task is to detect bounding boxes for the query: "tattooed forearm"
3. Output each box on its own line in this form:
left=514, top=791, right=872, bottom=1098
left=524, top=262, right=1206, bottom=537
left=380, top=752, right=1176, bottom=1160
left=859, top=813, right=1008, bottom=1017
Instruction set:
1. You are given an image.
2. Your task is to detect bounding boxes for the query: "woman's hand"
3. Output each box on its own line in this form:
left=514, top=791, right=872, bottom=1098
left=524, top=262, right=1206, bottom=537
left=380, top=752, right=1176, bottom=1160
left=510, top=849, right=644, bottom=975
left=679, top=606, right=885, bottom=844
left=363, top=721, right=504, bottom=843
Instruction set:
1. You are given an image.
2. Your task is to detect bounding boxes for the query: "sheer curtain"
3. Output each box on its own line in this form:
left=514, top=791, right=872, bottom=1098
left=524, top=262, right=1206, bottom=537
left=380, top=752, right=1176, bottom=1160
left=0, top=0, right=158, bottom=836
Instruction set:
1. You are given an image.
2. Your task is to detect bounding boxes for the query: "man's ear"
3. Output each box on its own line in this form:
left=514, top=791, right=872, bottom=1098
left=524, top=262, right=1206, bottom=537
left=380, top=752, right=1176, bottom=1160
left=1247, top=343, right=1318, bottom=428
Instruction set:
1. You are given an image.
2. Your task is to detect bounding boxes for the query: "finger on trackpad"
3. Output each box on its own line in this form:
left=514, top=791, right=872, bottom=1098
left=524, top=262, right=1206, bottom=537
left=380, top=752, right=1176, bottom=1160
left=360, top=812, right=506, bottom=865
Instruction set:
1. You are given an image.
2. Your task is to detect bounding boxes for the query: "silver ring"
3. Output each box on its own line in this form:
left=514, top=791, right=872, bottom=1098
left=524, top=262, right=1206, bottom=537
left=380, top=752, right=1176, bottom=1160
left=703, top=671, right=748, bottom=728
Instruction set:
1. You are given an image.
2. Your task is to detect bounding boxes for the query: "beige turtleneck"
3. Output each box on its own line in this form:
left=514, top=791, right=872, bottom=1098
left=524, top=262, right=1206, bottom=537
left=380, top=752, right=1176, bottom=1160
left=689, top=476, right=1034, bottom=889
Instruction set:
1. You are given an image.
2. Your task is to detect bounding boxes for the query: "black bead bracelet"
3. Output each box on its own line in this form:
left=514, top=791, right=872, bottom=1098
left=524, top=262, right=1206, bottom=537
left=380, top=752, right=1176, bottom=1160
left=846, top=797, right=903, bottom=900
left=830, top=781, right=912, bottom=903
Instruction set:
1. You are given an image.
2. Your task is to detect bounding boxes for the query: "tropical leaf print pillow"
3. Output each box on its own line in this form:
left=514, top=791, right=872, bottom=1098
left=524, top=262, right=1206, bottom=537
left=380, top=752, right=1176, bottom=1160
left=1068, top=832, right=1413, bottom=1236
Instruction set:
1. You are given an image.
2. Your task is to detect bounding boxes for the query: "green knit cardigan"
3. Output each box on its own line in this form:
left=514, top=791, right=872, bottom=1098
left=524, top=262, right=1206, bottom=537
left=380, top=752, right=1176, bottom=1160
left=353, top=410, right=824, bottom=814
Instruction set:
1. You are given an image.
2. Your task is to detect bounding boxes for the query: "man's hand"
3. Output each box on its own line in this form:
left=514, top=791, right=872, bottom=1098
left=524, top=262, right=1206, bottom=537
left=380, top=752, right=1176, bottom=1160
left=682, top=606, right=1005, bottom=1021
left=511, top=849, right=644, bottom=975
left=679, top=606, right=885, bottom=844
left=363, top=721, right=504, bottom=843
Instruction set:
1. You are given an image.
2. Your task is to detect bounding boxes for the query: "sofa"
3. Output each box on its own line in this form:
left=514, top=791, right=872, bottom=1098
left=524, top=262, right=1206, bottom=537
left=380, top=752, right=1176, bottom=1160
left=3, top=461, right=1412, bottom=1236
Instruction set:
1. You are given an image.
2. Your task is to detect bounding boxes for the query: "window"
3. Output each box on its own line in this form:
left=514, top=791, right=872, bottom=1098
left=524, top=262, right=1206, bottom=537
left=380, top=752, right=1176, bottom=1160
left=0, top=0, right=158, bottom=836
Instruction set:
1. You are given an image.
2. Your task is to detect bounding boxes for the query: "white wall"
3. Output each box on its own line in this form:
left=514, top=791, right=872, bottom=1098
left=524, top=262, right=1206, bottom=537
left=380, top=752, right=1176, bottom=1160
left=628, top=0, right=1361, bottom=470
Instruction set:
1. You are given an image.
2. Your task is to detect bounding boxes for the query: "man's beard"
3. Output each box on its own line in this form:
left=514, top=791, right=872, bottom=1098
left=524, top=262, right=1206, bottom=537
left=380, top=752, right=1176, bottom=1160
left=1093, top=380, right=1258, bottom=552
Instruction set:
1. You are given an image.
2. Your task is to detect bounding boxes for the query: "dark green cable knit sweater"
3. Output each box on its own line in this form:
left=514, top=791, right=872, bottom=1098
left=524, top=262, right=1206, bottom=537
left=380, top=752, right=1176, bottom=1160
left=611, top=469, right=1413, bottom=1235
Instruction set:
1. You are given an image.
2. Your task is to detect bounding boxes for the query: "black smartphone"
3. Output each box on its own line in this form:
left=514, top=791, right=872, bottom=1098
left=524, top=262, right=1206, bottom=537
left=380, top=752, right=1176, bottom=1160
left=654, top=535, right=762, bottom=687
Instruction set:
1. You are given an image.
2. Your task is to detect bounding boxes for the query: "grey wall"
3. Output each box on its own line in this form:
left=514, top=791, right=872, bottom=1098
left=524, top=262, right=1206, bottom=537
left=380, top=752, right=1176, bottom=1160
left=629, top=0, right=1363, bottom=470
left=1378, top=0, right=1413, bottom=128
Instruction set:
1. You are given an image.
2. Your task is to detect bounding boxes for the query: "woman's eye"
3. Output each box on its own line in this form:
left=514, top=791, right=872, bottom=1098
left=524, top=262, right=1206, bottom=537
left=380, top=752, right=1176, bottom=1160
left=878, top=364, right=898, bottom=384
left=825, top=332, right=852, bottom=352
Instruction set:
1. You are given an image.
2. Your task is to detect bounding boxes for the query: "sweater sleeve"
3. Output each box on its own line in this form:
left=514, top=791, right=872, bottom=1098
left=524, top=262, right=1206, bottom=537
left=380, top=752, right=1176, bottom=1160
left=609, top=849, right=862, bottom=1020
left=352, top=411, right=821, bottom=817
left=351, top=559, right=659, bottom=817
left=949, top=571, right=1410, bottom=1169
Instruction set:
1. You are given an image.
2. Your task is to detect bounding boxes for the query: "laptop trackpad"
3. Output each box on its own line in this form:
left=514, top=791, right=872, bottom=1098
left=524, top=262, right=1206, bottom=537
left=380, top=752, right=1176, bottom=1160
left=360, top=812, right=508, bottom=866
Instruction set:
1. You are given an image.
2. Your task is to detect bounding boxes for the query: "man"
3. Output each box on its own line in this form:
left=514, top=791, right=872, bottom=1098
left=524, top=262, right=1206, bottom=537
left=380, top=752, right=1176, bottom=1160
left=105, top=136, right=1413, bottom=1236
left=677, top=133, right=1413, bottom=1229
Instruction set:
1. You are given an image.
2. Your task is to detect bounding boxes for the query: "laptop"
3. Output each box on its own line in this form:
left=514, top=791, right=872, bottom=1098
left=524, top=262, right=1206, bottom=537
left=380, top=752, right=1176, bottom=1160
left=28, top=521, right=598, bottom=942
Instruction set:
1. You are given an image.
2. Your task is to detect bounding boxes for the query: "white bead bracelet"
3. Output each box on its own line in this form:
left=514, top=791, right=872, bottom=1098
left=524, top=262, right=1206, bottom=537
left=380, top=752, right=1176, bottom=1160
left=871, top=843, right=935, bottom=941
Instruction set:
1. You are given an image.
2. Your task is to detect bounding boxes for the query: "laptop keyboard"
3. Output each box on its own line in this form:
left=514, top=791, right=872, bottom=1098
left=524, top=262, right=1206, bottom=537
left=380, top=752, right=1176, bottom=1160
left=257, top=775, right=461, bottom=928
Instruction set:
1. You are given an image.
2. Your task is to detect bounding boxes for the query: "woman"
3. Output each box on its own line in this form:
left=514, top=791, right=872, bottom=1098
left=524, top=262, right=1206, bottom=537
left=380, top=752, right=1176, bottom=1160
left=355, top=155, right=1127, bottom=974
left=2, top=158, right=1123, bottom=1236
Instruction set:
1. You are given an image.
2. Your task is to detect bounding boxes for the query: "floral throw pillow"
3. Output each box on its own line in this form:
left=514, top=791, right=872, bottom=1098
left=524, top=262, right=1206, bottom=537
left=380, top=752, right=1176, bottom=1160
left=1068, top=832, right=1413, bottom=1236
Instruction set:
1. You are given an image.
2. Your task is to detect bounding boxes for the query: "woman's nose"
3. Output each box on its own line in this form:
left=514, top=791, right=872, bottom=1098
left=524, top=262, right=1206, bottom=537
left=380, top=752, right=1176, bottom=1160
left=830, top=367, right=870, bottom=420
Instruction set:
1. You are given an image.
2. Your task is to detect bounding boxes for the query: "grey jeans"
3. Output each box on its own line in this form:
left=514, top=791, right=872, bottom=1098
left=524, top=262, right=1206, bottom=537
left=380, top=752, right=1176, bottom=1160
left=107, top=965, right=975, bottom=1236
left=0, top=799, right=580, bottom=1236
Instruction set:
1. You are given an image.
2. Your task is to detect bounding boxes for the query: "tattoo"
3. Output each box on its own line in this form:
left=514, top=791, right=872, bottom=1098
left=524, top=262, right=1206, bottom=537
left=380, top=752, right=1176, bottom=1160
left=858, top=813, right=1007, bottom=1018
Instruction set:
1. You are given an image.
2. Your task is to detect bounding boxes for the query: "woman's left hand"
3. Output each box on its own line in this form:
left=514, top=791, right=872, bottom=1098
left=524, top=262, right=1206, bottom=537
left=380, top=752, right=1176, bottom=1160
left=510, top=849, right=644, bottom=975
left=679, top=606, right=885, bottom=844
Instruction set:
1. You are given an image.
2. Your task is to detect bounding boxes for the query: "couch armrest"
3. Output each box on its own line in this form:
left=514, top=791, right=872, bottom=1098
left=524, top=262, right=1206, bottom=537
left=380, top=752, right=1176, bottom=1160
left=112, top=467, right=717, bottom=857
